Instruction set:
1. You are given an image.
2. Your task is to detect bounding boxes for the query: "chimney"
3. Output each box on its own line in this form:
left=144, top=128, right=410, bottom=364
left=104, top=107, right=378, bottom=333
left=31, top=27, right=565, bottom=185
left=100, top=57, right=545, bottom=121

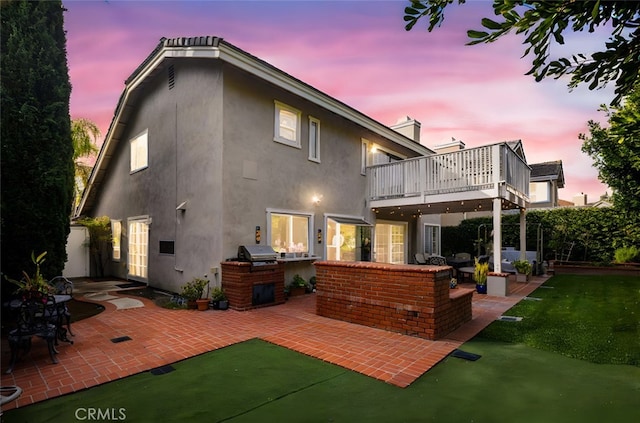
left=573, top=193, right=587, bottom=206
left=390, top=116, right=421, bottom=143
left=434, top=137, right=466, bottom=154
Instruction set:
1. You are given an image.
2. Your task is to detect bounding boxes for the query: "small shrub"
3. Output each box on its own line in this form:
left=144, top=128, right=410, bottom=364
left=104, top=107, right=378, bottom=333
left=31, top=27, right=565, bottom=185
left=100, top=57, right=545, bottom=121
left=614, top=246, right=640, bottom=263
left=290, top=274, right=307, bottom=288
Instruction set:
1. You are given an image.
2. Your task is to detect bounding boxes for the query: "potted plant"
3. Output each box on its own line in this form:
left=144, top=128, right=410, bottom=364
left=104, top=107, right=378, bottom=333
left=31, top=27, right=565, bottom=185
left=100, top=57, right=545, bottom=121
left=180, top=277, right=209, bottom=310
left=474, top=258, right=488, bottom=294
left=5, top=251, right=53, bottom=299
left=288, top=274, right=307, bottom=297
left=210, top=286, right=228, bottom=310
left=512, top=260, right=532, bottom=282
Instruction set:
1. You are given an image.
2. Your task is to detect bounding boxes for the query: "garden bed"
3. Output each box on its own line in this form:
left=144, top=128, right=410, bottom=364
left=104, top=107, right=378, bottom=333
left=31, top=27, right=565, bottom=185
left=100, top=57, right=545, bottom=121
left=552, top=261, right=640, bottom=277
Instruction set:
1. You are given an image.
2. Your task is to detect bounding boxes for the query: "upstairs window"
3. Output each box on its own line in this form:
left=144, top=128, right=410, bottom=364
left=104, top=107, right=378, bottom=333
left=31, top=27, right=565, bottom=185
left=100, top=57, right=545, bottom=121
left=274, top=101, right=301, bottom=148
left=130, top=130, right=148, bottom=173
left=308, top=116, right=320, bottom=162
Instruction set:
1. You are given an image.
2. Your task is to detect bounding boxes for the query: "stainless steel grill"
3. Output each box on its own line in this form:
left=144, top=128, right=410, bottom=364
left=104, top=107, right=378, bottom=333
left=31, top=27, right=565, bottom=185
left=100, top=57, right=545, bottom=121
left=238, top=245, right=277, bottom=263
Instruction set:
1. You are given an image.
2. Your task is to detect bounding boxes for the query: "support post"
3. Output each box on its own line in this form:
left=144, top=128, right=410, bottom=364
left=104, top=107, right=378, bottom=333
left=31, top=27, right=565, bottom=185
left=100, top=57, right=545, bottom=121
left=519, top=208, right=527, bottom=261
left=493, top=198, right=502, bottom=273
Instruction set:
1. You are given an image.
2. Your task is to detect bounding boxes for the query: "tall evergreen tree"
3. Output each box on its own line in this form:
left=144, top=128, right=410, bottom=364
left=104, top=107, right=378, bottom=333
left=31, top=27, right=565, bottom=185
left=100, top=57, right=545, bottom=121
left=1, top=0, right=74, bottom=288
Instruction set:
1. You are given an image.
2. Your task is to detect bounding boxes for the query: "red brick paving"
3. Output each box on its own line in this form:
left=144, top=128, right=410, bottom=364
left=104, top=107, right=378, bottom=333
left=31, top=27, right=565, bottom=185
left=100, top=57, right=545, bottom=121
left=1, top=275, right=547, bottom=411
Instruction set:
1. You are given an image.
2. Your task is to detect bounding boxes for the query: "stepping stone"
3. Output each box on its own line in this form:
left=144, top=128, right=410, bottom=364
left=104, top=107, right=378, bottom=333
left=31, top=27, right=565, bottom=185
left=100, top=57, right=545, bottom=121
left=84, top=292, right=118, bottom=301
left=497, top=315, right=523, bottom=322
left=108, top=297, right=145, bottom=310
left=524, top=296, right=543, bottom=301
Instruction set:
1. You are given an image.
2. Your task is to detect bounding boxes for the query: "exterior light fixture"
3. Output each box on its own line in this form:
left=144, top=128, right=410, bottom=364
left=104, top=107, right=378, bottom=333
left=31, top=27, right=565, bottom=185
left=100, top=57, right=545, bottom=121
left=317, top=229, right=322, bottom=244
left=255, top=226, right=261, bottom=244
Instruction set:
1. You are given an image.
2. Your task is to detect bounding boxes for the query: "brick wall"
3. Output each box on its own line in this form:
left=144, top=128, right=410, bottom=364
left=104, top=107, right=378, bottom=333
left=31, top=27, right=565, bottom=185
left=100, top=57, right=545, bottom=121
left=221, top=261, right=285, bottom=310
left=314, top=261, right=473, bottom=340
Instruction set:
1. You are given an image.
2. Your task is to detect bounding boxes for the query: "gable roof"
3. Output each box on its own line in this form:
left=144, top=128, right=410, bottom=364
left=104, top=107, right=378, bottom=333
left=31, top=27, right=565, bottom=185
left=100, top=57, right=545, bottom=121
left=530, top=160, right=565, bottom=188
left=76, top=36, right=434, bottom=216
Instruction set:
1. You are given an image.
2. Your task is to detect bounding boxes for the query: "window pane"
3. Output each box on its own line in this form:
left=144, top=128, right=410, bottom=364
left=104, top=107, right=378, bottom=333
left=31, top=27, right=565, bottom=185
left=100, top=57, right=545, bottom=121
left=309, top=119, right=320, bottom=161
left=112, top=221, right=122, bottom=261
left=270, top=213, right=309, bottom=253
left=130, top=131, right=148, bottom=172
left=279, top=109, right=297, bottom=141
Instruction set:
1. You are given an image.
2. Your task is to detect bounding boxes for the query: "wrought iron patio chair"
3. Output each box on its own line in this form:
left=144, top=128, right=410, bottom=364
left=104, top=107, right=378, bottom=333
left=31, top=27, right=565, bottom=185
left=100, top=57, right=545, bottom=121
left=6, top=294, right=59, bottom=374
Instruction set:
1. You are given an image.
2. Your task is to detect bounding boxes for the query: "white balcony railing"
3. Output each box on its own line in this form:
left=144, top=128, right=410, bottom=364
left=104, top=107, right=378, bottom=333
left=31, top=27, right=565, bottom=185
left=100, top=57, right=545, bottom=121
left=367, top=144, right=529, bottom=202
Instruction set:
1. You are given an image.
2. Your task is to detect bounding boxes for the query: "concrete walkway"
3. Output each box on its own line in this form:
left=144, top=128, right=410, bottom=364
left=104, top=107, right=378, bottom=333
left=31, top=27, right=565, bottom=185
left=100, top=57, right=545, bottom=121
left=1, top=276, right=547, bottom=411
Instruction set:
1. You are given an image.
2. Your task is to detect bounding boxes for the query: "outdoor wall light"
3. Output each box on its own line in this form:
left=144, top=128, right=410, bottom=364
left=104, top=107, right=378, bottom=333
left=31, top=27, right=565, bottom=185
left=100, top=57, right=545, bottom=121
left=255, top=226, right=261, bottom=244
left=312, top=194, right=323, bottom=205
left=317, top=229, right=322, bottom=244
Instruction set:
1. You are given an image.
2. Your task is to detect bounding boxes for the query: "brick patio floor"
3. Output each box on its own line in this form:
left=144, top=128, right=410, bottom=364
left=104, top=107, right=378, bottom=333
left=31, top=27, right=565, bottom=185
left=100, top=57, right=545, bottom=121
left=1, top=275, right=547, bottom=411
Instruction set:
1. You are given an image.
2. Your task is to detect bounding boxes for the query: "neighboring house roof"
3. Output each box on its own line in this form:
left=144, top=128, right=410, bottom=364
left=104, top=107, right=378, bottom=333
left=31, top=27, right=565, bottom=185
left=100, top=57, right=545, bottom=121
left=506, top=140, right=527, bottom=163
left=530, top=160, right=565, bottom=188
left=77, top=36, right=435, bottom=216
left=558, top=199, right=574, bottom=207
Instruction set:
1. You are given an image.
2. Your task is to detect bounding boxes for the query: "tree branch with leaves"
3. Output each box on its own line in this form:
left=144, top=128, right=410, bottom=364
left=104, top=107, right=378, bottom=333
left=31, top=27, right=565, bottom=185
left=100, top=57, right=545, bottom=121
left=404, top=0, right=640, bottom=105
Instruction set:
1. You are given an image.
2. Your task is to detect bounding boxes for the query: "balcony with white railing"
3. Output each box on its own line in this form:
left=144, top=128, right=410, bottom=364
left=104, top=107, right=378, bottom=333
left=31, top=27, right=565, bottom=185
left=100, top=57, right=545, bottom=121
left=367, top=143, right=530, bottom=210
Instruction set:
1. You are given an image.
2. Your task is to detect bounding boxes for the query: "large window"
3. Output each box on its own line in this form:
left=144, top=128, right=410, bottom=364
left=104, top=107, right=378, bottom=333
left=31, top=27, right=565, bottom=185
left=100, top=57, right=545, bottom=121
left=308, top=116, right=320, bottom=162
left=111, top=220, right=122, bottom=261
left=424, top=224, right=441, bottom=255
left=375, top=221, right=407, bottom=264
left=130, top=130, right=148, bottom=173
left=268, top=210, right=312, bottom=254
left=530, top=181, right=551, bottom=203
left=128, top=217, right=149, bottom=281
left=274, top=101, right=301, bottom=148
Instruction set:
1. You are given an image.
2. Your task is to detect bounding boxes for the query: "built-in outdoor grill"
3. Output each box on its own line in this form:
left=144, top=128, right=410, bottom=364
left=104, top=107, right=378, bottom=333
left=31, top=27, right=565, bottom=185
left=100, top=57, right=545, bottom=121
left=222, top=245, right=285, bottom=310
left=237, top=245, right=278, bottom=267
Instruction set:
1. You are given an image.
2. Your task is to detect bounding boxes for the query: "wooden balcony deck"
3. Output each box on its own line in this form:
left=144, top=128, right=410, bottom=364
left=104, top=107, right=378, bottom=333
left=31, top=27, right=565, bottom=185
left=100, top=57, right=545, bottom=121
left=367, top=143, right=530, bottom=211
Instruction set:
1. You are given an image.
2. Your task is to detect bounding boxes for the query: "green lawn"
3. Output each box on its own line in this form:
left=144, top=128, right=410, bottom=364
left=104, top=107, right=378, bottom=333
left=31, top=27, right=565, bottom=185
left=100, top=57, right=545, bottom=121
left=6, top=274, right=640, bottom=422
left=480, top=274, right=640, bottom=365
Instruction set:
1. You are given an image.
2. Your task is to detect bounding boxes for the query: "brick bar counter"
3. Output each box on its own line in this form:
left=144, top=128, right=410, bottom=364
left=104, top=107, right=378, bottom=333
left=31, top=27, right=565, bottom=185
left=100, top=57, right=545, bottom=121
left=221, top=261, right=285, bottom=310
left=314, top=261, right=473, bottom=340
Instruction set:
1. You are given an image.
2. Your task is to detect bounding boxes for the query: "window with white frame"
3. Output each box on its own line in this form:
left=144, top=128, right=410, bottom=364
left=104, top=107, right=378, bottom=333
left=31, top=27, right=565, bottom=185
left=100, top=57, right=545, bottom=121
left=423, top=224, right=441, bottom=256
left=308, top=116, right=320, bottom=162
left=529, top=181, right=551, bottom=203
left=130, top=130, right=148, bottom=173
left=111, top=220, right=122, bottom=261
left=268, top=210, right=312, bottom=255
left=361, top=140, right=368, bottom=175
left=128, top=217, right=149, bottom=281
left=274, top=101, right=301, bottom=148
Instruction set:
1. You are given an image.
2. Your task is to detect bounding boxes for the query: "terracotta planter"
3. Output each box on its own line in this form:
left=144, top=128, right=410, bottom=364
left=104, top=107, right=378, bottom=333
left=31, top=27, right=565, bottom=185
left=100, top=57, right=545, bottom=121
left=196, top=299, right=209, bottom=311
left=289, top=287, right=306, bottom=297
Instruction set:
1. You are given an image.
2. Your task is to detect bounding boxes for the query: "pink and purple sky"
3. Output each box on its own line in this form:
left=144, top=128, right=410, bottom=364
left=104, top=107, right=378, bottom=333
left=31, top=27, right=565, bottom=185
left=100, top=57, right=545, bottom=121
left=64, top=0, right=615, bottom=202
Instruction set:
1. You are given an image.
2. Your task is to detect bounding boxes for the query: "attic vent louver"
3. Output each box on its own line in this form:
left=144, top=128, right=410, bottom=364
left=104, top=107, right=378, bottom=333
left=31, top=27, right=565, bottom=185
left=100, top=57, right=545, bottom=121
left=168, top=64, right=175, bottom=90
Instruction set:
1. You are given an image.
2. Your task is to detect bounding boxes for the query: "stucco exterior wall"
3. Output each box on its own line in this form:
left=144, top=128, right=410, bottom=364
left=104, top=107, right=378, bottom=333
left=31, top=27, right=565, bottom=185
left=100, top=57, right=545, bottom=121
left=89, top=56, right=426, bottom=293
left=92, top=60, right=224, bottom=292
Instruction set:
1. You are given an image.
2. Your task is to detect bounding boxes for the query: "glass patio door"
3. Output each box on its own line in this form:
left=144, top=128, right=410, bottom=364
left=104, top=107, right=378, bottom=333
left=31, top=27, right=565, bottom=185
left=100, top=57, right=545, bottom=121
left=128, top=218, right=149, bottom=282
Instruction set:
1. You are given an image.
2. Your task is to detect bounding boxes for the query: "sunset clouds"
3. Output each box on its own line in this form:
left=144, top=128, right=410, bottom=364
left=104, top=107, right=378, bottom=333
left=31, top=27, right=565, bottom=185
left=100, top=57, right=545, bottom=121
left=64, top=0, right=614, bottom=201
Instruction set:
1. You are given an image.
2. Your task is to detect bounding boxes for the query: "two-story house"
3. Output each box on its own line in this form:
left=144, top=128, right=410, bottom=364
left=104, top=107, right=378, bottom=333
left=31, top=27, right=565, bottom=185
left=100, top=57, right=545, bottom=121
left=77, top=36, right=530, bottom=293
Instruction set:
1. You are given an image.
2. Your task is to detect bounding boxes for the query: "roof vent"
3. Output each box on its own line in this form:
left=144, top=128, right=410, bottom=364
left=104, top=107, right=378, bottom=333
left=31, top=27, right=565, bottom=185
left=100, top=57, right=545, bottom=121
left=168, top=64, right=175, bottom=90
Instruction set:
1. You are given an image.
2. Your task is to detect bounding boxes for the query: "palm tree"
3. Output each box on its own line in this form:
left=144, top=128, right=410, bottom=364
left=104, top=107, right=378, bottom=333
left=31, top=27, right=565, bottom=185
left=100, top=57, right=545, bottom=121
left=71, top=118, right=100, bottom=212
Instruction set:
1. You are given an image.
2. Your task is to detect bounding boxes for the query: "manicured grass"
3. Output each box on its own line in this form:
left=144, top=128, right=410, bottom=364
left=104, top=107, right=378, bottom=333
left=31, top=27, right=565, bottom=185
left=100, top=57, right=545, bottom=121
left=6, top=338, right=640, bottom=423
left=480, top=274, right=640, bottom=365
